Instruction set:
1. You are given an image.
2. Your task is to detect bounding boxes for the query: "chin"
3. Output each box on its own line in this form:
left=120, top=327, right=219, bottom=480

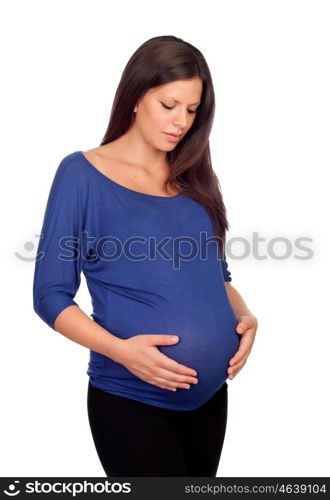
left=156, top=143, right=176, bottom=152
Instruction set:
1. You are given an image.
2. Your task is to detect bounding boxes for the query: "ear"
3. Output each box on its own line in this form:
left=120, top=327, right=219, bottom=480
left=134, top=95, right=143, bottom=113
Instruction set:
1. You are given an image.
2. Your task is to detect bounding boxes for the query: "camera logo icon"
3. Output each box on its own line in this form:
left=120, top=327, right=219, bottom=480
left=3, top=480, right=20, bottom=496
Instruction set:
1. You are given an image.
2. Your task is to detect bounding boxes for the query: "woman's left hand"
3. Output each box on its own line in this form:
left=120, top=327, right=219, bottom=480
left=227, top=314, right=258, bottom=379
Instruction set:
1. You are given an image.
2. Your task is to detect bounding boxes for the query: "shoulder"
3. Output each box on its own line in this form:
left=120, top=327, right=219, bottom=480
left=52, top=150, right=98, bottom=189
left=49, top=151, right=92, bottom=199
left=56, top=151, right=89, bottom=178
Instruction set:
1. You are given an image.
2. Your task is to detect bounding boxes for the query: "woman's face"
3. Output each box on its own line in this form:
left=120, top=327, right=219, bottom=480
left=133, top=77, right=203, bottom=150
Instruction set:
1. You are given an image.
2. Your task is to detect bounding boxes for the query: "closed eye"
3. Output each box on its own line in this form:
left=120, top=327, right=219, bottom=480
left=160, top=102, right=197, bottom=114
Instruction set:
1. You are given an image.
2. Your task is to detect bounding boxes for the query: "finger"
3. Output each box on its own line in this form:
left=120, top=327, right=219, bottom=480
left=153, top=375, right=193, bottom=389
left=229, top=346, right=251, bottom=366
left=236, top=316, right=251, bottom=328
left=228, top=361, right=246, bottom=379
left=156, top=367, right=199, bottom=384
left=236, top=323, right=246, bottom=333
left=229, top=366, right=244, bottom=379
left=231, top=330, right=255, bottom=360
left=228, top=358, right=246, bottom=374
left=229, top=346, right=249, bottom=365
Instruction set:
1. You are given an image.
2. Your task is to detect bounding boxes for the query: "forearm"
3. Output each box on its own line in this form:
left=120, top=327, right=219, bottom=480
left=54, top=305, right=125, bottom=363
left=224, top=283, right=256, bottom=320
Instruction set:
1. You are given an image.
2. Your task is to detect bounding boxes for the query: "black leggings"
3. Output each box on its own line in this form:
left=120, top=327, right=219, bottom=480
left=87, top=380, right=228, bottom=477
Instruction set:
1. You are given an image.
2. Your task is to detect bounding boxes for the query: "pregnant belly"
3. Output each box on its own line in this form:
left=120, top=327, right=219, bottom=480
left=88, top=299, right=240, bottom=411
left=156, top=307, right=240, bottom=408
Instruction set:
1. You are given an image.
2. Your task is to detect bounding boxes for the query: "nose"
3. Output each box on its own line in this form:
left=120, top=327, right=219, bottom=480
left=172, top=109, right=188, bottom=129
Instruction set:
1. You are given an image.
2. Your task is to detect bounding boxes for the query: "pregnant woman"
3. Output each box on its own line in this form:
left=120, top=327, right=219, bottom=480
left=33, top=35, right=258, bottom=477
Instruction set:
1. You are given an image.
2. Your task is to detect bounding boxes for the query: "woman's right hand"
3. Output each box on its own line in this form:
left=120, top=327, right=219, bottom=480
left=114, top=334, right=199, bottom=391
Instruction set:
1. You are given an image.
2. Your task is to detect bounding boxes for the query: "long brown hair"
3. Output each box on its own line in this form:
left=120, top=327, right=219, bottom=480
left=100, top=35, right=230, bottom=259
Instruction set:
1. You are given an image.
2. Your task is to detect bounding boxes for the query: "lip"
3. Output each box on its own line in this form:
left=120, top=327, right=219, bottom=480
left=163, top=132, right=182, bottom=142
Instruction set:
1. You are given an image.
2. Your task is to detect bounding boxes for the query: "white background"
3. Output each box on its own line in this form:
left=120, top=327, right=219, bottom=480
left=1, top=0, right=329, bottom=477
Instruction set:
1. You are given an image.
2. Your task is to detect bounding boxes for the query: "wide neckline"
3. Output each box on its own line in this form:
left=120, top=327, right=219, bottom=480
left=77, top=150, right=183, bottom=200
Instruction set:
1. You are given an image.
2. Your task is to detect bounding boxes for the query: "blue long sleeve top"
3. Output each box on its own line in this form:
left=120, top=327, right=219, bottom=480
left=33, top=151, right=239, bottom=411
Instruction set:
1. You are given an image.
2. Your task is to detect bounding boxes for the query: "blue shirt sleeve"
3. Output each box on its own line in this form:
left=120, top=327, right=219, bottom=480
left=33, top=157, right=86, bottom=330
left=221, top=250, right=232, bottom=282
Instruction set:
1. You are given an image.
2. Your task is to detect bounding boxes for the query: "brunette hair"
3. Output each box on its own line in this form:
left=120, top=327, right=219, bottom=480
left=100, top=35, right=230, bottom=258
